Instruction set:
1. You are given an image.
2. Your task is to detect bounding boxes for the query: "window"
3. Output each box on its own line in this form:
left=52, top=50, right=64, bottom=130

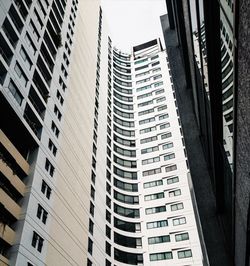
left=151, top=55, right=159, bottom=60
left=147, top=220, right=168, bottom=229
left=137, top=92, right=152, bottom=100
left=135, top=70, right=150, bottom=77
left=178, top=249, right=192, bottom=259
left=114, top=232, right=142, bottom=248
left=106, top=225, right=111, bottom=239
left=138, top=108, right=154, bottom=116
left=14, top=63, right=28, bottom=87
left=8, top=80, right=23, bottom=105
left=169, top=189, right=181, bottom=197
left=171, top=203, right=184, bottom=211
left=160, top=123, right=170, bottom=130
left=45, top=158, right=55, bottom=177
left=156, top=97, right=165, bottom=103
left=173, top=217, right=186, bottom=226
left=157, top=105, right=167, bottom=111
left=114, top=217, right=141, bottom=233
left=56, top=90, right=64, bottom=105
left=106, top=210, right=111, bottom=223
left=87, top=259, right=92, bottom=266
left=106, top=196, right=111, bottom=208
left=148, top=235, right=170, bottom=245
left=90, top=202, right=95, bottom=217
left=31, top=231, right=44, bottom=252
left=106, top=259, right=111, bottom=266
left=142, top=156, right=160, bottom=165
left=140, top=135, right=157, bottom=144
left=136, top=77, right=150, bottom=84
left=106, top=182, right=111, bottom=194
left=138, top=100, right=153, bottom=107
left=91, top=170, right=96, bottom=184
left=113, top=156, right=137, bottom=168
left=37, top=204, right=48, bottom=224
left=89, top=219, right=94, bottom=235
left=54, top=105, right=62, bottom=121
left=20, top=47, right=32, bottom=70
left=150, top=252, right=173, bottom=261
left=143, top=167, right=161, bottom=177
left=88, top=238, right=93, bottom=255
left=41, top=180, right=51, bottom=199
left=48, top=139, right=57, bottom=156
left=106, top=241, right=111, bottom=256
left=114, top=191, right=139, bottom=205
left=113, top=134, right=135, bottom=147
left=114, top=125, right=135, bottom=137
left=141, top=145, right=159, bottom=154
left=29, top=20, right=40, bottom=41
left=155, top=88, right=164, bottom=95
left=114, top=166, right=137, bottom=180
left=154, top=81, right=163, bottom=88
left=140, top=126, right=156, bottom=134
left=25, top=33, right=36, bottom=55
left=135, top=58, right=148, bottom=64
left=136, top=84, right=151, bottom=92
left=90, top=186, right=95, bottom=200
left=146, top=206, right=166, bottom=215
left=164, top=153, right=175, bottom=161
left=159, top=114, right=168, bottom=120
left=167, top=176, right=179, bottom=184
left=145, top=192, right=164, bottom=201
left=114, top=144, right=136, bottom=157
left=161, top=132, right=172, bottom=139
left=135, top=64, right=149, bottom=71
left=139, top=117, right=155, bottom=125
left=143, top=179, right=163, bottom=189
left=175, top=232, right=189, bottom=242
left=51, top=121, right=60, bottom=138
left=114, top=204, right=140, bottom=218
left=165, top=164, right=177, bottom=172
left=114, top=178, right=138, bottom=192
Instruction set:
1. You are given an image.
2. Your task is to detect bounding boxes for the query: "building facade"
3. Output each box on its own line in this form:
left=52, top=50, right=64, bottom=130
left=161, top=0, right=250, bottom=265
left=0, top=1, right=204, bottom=265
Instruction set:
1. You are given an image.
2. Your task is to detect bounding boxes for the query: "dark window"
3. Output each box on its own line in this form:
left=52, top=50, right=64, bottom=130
left=31, top=231, right=44, bottom=252
left=37, top=204, right=48, bottom=224
left=88, top=238, right=93, bottom=255
left=106, top=225, right=111, bottom=239
left=90, top=202, right=95, bottom=217
left=106, top=241, right=111, bottom=256
left=89, top=219, right=94, bottom=235
left=41, top=180, right=51, bottom=199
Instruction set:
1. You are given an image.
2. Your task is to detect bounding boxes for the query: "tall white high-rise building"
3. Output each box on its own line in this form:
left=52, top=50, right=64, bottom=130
left=0, top=1, right=205, bottom=265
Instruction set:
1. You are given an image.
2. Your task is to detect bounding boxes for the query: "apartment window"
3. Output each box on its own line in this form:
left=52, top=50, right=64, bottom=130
left=141, top=146, right=159, bottom=154
left=20, top=47, right=32, bottom=70
left=169, top=189, right=181, bottom=197
left=87, top=259, right=92, bottom=266
left=51, top=121, right=60, bottom=138
left=89, top=219, right=94, bottom=235
left=154, top=82, right=163, bottom=89
left=106, top=241, right=111, bottom=256
left=29, top=20, right=40, bottom=41
left=137, top=92, right=152, bottom=100
left=157, top=105, right=167, bottom=111
left=164, top=153, right=175, bottom=161
left=178, top=250, right=192, bottom=259
left=114, top=191, right=139, bottom=205
left=41, top=180, right=51, bottom=199
left=144, top=179, right=163, bottom=189
left=166, top=164, right=177, bottom=172
left=140, top=126, right=156, bottom=134
left=106, top=259, right=111, bottom=266
left=45, top=158, right=55, bottom=177
left=31, top=232, right=44, bottom=252
left=146, top=206, right=166, bottom=215
left=114, top=178, right=138, bottom=192
left=114, top=204, right=140, bottom=218
left=151, top=55, right=159, bottom=60
left=145, top=192, right=164, bottom=201
left=140, top=135, right=157, bottom=144
left=114, top=156, right=137, bottom=168
left=113, top=145, right=136, bottom=157
left=159, top=114, right=168, bottom=120
left=27, top=263, right=34, bottom=266
left=167, top=176, right=179, bottom=184
left=90, top=186, right=95, bottom=200
left=150, top=252, right=173, bottom=261
left=171, top=203, right=184, bottom=211
left=160, top=123, right=170, bottom=130
left=135, top=58, right=148, bottom=64
left=136, top=77, right=150, bottom=84
left=54, top=105, right=62, bottom=121
left=148, top=235, right=170, bottom=245
left=175, top=232, right=189, bottom=242
left=138, top=108, right=154, bottom=116
left=135, top=64, right=149, bottom=71
left=114, top=166, right=137, bottom=180
left=135, top=70, right=150, bottom=77
left=136, top=84, right=151, bottom=92
left=152, top=67, right=161, bottom=72
left=88, top=238, right=93, bottom=255
left=14, top=63, right=28, bottom=87
left=37, top=204, right=48, bottom=224
left=106, top=169, right=111, bottom=181
left=173, top=217, right=186, bottom=226
left=138, top=100, right=153, bottom=108
left=106, top=182, right=111, bottom=194
left=91, top=170, right=96, bottom=184
left=106, top=225, right=111, bottom=239
left=90, top=202, right=95, bottom=217
left=25, top=33, right=36, bottom=55
left=155, top=88, right=164, bottom=95
left=56, top=90, right=64, bottom=105
left=8, top=80, right=23, bottom=105
left=139, top=117, right=155, bottom=125
left=48, top=139, right=57, bottom=156
left=142, top=156, right=160, bottom=165
left=106, top=210, right=111, bottom=223
left=147, top=220, right=168, bottom=229
left=143, top=167, right=161, bottom=177
left=34, top=9, right=43, bottom=29
left=161, top=132, right=172, bottom=139
left=106, top=196, right=111, bottom=208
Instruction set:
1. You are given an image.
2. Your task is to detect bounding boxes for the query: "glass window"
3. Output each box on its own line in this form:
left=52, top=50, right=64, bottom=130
left=145, top=192, right=164, bottom=201
left=178, top=249, right=192, bottom=259
left=173, top=217, right=186, bottom=226
left=147, top=220, right=168, bottom=229
left=150, top=252, right=173, bottom=261
left=175, top=232, right=189, bottom=242
left=143, top=179, right=163, bottom=189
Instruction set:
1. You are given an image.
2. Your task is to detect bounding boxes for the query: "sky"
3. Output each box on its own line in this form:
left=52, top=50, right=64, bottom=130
left=100, top=0, right=167, bottom=53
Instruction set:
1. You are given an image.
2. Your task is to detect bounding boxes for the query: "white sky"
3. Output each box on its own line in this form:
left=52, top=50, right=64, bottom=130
left=100, top=0, right=167, bottom=53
